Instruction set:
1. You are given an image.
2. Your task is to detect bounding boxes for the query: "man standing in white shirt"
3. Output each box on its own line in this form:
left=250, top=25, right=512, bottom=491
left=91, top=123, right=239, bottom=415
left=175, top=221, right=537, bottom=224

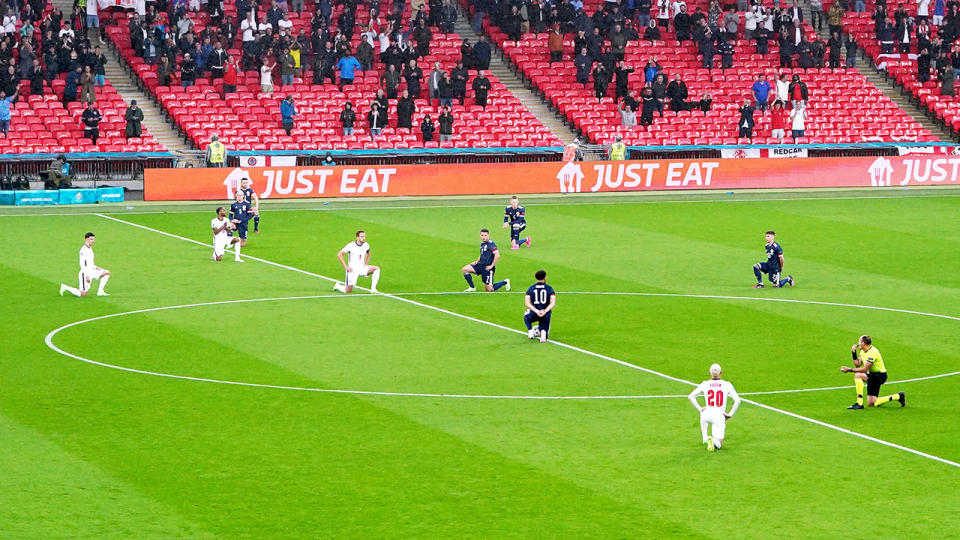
left=211, top=206, right=242, bottom=262
left=334, top=230, right=381, bottom=293
left=688, top=363, right=742, bottom=451
left=790, top=105, right=808, bottom=139
left=60, top=232, right=112, bottom=297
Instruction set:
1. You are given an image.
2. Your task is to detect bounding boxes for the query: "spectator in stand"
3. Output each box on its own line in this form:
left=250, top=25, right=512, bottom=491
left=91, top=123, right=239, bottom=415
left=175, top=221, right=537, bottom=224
left=451, top=62, right=469, bottom=104
left=439, top=73, right=455, bottom=108
left=0, top=88, right=17, bottom=137
left=828, top=0, right=844, bottom=36
left=810, top=0, right=824, bottom=29
left=918, top=47, right=932, bottom=82
left=788, top=74, right=808, bottom=109
left=473, top=35, right=491, bottom=71
left=718, top=38, right=735, bottom=69
left=473, top=70, right=491, bottom=108
left=770, top=100, right=787, bottom=139
left=337, top=53, right=362, bottom=88
left=80, top=66, right=96, bottom=104
left=125, top=100, right=144, bottom=139
left=610, top=24, right=629, bottom=62
left=878, top=17, right=895, bottom=53
left=778, top=31, right=794, bottom=67
left=675, top=5, right=692, bottom=41
left=548, top=24, right=564, bottom=62
left=404, top=59, right=424, bottom=99
left=666, top=73, right=688, bottom=111
left=644, top=57, right=662, bottom=82
left=722, top=7, right=739, bottom=41
left=260, top=57, right=275, bottom=93
left=940, top=62, right=956, bottom=97
left=695, top=19, right=715, bottom=68
left=651, top=73, right=667, bottom=116
left=421, top=114, right=436, bottom=141
left=755, top=23, right=770, bottom=55
left=82, top=101, right=102, bottom=145
left=381, top=64, right=401, bottom=99
left=572, top=47, right=591, bottom=87
left=397, top=89, right=416, bottom=128
left=592, top=62, right=611, bottom=101
left=614, top=60, right=634, bottom=99
left=277, top=47, right=296, bottom=87
left=657, top=0, right=671, bottom=30
left=280, top=94, right=296, bottom=135
left=158, top=56, right=174, bottom=86
left=797, top=37, right=814, bottom=68
left=644, top=19, right=661, bottom=41
left=812, top=36, right=827, bottom=67
left=368, top=102, right=385, bottom=137
left=775, top=73, right=789, bottom=104
left=637, top=0, right=652, bottom=28
left=737, top=98, right=755, bottom=139
left=438, top=106, right=454, bottom=142
left=825, top=31, right=841, bottom=68
left=640, top=85, right=656, bottom=126
left=29, top=61, right=44, bottom=97
left=933, top=0, right=945, bottom=26
left=789, top=104, right=808, bottom=139
left=181, top=53, right=197, bottom=89
left=223, top=55, right=239, bottom=94
left=752, top=74, right=771, bottom=111
left=374, top=89, right=390, bottom=125
left=918, top=0, right=931, bottom=22
left=428, top=62, right=445, bottom=105
left=619, top=90, right=638, bottom=127
left=698, top=92, right=712, bottom=114
left=896, top=14, right=913, bottom=53
left=64, top=66, right=81, bottom=104
left=90, top=46, right=108, bottom=87
left=340, top=101, right=356, bottom=135
left=210, top=42, right=228, bottom=80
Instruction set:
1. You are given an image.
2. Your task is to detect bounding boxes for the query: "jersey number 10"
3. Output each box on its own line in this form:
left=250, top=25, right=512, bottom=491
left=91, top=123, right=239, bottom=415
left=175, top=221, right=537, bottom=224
left=706, top=389, right=725, bottom=407
left=532, top=289, right=549, bottom=305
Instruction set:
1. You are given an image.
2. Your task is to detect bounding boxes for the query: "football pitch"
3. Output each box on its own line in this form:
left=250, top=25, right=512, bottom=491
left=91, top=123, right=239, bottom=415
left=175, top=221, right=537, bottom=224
left=4, top=189, right=960, bottom=537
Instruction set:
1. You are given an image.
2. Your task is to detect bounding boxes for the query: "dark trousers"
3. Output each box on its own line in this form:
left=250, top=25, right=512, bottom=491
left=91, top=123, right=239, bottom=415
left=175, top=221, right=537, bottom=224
left=738, top=127, right=753, bottom=138
left=550, top=50, right=562, bottom=62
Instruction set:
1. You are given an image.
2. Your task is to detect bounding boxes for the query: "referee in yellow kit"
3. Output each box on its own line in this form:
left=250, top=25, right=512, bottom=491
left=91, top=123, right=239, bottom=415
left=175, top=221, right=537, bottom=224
left=840, top=335, right=905, bottom=409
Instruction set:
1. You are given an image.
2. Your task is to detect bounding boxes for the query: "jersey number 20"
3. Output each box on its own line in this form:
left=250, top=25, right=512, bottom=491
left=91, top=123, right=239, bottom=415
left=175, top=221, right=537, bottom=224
left=706, top=389, right=724, bottom=407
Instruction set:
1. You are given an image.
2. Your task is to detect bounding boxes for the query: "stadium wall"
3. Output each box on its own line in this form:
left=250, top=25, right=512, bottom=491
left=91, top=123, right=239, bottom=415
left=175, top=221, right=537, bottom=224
left=145, top=155, right=960, bottom=201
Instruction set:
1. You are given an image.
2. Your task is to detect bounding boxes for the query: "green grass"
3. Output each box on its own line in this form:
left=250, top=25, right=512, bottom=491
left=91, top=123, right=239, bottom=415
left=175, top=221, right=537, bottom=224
left=3, top=191, right=960, bottom=537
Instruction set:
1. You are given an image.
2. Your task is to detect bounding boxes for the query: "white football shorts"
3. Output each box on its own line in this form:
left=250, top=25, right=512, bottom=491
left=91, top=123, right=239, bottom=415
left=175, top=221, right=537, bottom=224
left=214, top=235, right=232, bottom=257
left=78, top=268, right=105, bottom=292
left=700, top=408, right=727, bottom=440
left=345, top=265, right=370, bottom=286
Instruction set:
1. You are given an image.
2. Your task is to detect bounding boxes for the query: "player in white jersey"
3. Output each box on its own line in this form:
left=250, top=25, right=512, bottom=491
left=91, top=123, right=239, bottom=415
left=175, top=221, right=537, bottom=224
left=59, top=232, right=111, bottom=297
left=687, top=363, right=741, bottom=451
left=333, top=230, right=381, bottom=293
left=211, top=206, right=242, bottom=262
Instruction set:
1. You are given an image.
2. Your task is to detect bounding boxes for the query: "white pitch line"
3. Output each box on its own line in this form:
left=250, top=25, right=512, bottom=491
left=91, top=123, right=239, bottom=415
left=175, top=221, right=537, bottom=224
left=3, top=190, right=960, bottom=218
left=740, top=371, right=960, bottom=396
left=78, top=213, right=960, bottom=469
left=44, top=294, right=688, bottom=400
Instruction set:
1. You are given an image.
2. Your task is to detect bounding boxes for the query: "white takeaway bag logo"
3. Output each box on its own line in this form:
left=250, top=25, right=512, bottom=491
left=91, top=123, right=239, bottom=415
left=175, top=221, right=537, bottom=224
left=557, top=161, right=585, bottom=193
left=223, top=167, right=253, bottom=198
left=868, top=157, right=894, bottom=187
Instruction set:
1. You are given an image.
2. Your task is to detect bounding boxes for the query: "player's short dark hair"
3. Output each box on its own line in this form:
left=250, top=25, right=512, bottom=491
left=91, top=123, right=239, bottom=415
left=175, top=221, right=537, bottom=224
left=860, top=335, right=872, bottom=345
left=215, top=206, right=224, bottom=214
left=356, top=230, right=365, bottom=237
left=766, top=230, right=776, bottom=235
left=84, top=232, right=95, bottom=239
left=535, top=270, right=547, bottom=280
left=511, top=195, right=518, bottom=200
left=480, top=228, right=489, bottom=234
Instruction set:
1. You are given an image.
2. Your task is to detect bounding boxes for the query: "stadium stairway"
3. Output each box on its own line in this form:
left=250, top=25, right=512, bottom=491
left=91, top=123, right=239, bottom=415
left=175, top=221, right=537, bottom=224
left=49, top=0, right=193, bottom=154
left=802, top=0, right=956, bottom=142
left=452, top=12, right=578, bottom=146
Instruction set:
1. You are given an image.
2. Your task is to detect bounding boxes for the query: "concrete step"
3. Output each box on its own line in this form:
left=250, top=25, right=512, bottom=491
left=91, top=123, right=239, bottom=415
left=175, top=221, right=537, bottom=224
left=452, top=11, right=578, bottom=145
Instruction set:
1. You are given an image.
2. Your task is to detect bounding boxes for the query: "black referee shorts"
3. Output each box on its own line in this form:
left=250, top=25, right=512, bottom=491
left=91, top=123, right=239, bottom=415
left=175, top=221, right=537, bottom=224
left=866, top=371, right=888, bottom=397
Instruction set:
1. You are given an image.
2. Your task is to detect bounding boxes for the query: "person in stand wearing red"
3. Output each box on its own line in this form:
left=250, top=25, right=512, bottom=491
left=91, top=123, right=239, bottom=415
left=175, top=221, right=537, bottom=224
left=769, top=100, right=787, bottom=140
left=223, top=55, right=239, bottom=95
left=788, top=73, right=808, bottom=109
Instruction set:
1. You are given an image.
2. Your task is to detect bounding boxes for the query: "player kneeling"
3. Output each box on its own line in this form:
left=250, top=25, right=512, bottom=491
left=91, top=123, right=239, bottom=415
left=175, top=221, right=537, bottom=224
left=59, top=232, right=111, bottom=297
left=524, top=270, right=555, bottom=343
left=334, top=230, right=381, bottom=293
left=688, top=363, right=741, bottom=451
left=211, top=207, right=242, bottom=262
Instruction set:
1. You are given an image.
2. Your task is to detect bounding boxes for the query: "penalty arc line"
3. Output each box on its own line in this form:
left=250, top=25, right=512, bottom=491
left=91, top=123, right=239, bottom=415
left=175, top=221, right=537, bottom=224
left=90, top=213, right=960, bottom=469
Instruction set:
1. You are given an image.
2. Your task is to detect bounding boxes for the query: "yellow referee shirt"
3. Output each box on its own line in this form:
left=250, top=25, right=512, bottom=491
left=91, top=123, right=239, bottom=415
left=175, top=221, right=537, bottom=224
left=858, top=346, right=886, bottom=373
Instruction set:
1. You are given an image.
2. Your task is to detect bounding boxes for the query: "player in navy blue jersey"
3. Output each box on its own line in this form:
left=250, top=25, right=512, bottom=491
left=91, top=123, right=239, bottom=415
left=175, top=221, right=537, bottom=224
left=753, top=230, right=794, bottom=288
left=229, top=190, right=254, bottom=246
left=461, top=229, right=511, bottom=292
left=524, top=269, right=556, bottom=343
left=502, top=196, right=532, bottom=250
left=236, top=177, right=260, bottom=233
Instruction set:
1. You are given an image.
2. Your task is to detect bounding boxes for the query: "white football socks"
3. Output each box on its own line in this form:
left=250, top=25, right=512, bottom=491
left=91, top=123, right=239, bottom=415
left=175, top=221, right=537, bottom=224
left=234, top=242, right=242, bottom=261
left=334, top=282, right=346, bottom=293
left=370, top=268, right=381, bottom=291
left=60, top=284, right=82, bottom=297
left=97, top=275, right=110, bottom=295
